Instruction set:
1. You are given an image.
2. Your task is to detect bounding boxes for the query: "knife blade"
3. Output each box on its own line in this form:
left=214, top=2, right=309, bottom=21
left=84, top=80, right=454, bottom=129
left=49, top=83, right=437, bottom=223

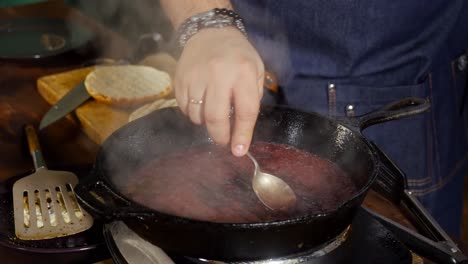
left=39, top=81, right=91, bottom=130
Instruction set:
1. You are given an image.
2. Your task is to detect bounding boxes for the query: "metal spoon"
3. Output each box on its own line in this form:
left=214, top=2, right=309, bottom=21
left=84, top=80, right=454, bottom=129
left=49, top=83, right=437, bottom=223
left=247, top=152, right=297, bottom=211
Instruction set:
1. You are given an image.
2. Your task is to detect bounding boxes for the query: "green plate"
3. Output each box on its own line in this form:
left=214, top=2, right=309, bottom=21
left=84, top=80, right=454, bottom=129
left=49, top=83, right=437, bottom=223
left=0, top=18, right=95, bottom=59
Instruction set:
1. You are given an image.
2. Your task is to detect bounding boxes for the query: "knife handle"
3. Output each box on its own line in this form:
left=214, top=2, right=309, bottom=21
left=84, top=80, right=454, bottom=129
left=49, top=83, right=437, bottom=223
left=24, top=125, right=47, bottom=170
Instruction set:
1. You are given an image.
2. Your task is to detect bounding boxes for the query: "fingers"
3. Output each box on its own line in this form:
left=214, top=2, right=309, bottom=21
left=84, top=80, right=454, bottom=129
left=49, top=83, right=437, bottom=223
left=204, top=77, right=231, bottom=146
left=231, top=68, right=261, bottom=157
left=175, top=61, right=263, bottom=154
left=172, top=27, right=265, bottom=154
left=187, top=82, right=206, bottom=125
left=175, top=68, right=206, bottom=125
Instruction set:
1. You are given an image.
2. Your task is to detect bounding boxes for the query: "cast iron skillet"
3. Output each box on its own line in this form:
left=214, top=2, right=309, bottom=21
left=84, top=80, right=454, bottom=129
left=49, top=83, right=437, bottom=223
left=0, top=18, right=99, bottom=65
left=75, top=97, right=430, bottom=261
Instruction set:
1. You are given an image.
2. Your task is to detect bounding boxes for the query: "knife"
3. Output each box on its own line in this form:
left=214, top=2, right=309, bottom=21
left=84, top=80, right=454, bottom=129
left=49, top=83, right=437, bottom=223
left=39, top=81, right=91, bottom=130
left=39, top=32, right=166, bottom=130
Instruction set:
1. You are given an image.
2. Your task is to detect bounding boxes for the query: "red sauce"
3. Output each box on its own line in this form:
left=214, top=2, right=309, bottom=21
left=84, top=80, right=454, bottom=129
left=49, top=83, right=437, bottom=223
left=123, top=142, right=358, bottom=223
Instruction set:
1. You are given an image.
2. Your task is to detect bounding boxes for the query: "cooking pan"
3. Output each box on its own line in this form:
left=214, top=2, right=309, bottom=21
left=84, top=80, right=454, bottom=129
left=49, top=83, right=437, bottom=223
left=75, top=97, right=430, bottom=261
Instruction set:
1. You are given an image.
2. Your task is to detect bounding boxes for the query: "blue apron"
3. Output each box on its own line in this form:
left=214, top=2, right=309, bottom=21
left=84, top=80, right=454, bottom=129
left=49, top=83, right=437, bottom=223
left=232, top=0, right=468, bottom=237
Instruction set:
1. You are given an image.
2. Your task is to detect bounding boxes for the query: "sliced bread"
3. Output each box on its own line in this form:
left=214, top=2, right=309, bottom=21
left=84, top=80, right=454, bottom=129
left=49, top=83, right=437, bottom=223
left=84, top=65, right=172, bottom=106
left=128, top=98, right=178, bottom=122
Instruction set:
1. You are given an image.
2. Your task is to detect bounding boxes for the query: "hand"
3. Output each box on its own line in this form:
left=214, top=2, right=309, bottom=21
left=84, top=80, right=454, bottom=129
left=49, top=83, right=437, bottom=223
left=174, top=27, right=265, bottom=157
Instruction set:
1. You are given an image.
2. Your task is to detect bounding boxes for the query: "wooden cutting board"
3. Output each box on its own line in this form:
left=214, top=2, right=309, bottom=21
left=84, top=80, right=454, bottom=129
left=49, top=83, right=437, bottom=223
left=37, top=53, right=177, bottom=145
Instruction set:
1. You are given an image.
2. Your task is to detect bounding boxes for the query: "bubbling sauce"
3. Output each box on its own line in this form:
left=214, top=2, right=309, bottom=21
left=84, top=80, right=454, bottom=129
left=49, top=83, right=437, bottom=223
left=123, top=142, right=359, bottom=223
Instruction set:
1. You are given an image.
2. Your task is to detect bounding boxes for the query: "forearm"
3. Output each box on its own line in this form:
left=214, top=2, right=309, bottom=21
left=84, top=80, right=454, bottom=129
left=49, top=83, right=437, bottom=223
left=160, top=0, right=233, bottom=29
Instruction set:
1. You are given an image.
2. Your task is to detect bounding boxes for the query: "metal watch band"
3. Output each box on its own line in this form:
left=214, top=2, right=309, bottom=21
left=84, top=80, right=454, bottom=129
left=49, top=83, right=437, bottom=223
left=177, top=8, right=247, bottom=48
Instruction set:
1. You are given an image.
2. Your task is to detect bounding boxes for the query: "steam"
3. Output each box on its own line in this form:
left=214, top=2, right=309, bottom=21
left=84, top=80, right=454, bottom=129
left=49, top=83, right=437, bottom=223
left=69, top=1, right=296, bottom=177
left=70, top=1, right=296, bottom=89
left=66, top=0, right=172, bottom=60
left=230, top=1, right=295, bottom=90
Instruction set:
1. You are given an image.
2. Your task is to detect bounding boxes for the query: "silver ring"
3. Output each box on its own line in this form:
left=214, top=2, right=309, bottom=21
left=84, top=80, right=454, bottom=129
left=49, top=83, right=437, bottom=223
left=189, top=99, right=204, bottom=104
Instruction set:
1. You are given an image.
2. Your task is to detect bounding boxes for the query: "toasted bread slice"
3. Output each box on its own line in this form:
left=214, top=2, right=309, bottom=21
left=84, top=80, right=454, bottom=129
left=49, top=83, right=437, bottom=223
left=128, top=98, right=178, bottom=122
left=84, top=65, right=172, bottom=106
left=158, top=98, right=178, bottom=109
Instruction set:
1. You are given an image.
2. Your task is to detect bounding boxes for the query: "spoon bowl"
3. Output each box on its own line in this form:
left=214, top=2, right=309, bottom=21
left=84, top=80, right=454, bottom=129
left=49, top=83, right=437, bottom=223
left=247, top=152, right=297, bottom=211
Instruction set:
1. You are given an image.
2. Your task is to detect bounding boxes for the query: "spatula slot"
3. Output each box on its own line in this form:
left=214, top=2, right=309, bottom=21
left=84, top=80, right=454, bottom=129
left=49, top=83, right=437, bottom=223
left=44, top=189, right=57, bottom=226
left=55, top=186, right=71, bottom=223
left=23, top=191, right=30, bottom=228
left=65, top=184, right=84, bottom=220
left=33, top=190, right=44, bottom=228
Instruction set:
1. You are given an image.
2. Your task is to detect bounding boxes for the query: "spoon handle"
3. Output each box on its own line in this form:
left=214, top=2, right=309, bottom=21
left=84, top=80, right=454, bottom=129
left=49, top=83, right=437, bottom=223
left=246, top=152, right=259, bottom=171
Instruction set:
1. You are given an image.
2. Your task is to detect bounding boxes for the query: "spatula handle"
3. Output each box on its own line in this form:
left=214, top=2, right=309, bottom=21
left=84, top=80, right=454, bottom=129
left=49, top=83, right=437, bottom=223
left=25, top=125, right=47, bottom=170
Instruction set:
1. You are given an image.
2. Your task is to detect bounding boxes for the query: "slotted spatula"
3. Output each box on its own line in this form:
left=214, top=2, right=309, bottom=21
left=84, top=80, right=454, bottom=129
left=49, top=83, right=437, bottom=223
left=12, top=125, right=93, bottom=240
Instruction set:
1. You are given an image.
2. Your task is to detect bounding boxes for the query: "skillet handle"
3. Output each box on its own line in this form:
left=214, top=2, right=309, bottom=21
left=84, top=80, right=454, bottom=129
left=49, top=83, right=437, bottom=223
left=370, top=141, right=407, bottom=204
left=371, top=141, right=449, bottom=241
left=75, top=170, right=152, bottom=220
left=354, top=97, right=430, bottom=131
left=363, top=208, right=468, bottom=264
left=370, top=142, right=466, bottom=262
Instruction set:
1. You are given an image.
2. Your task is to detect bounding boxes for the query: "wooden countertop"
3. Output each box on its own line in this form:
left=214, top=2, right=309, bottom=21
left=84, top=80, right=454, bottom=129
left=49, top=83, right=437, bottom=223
left=0, top=0, right=424, bottom=262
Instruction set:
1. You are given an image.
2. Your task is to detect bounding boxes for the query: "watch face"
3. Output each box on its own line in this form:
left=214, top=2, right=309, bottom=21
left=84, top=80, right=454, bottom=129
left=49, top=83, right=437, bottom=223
left=0, top=18, right=95, bottom=60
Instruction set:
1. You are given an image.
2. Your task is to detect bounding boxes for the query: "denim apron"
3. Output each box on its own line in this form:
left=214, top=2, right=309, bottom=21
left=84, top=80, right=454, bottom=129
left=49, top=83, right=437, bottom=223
left=232, top=0, right=468, bottom=237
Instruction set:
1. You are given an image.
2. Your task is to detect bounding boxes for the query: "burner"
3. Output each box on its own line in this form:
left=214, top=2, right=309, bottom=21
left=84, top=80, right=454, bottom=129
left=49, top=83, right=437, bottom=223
left=0, top=167, right=109, bottom=264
